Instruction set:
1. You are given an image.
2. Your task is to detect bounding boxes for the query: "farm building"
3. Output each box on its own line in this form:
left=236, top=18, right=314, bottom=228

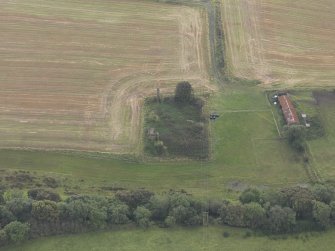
left=278, top=94, right=299, bottom=125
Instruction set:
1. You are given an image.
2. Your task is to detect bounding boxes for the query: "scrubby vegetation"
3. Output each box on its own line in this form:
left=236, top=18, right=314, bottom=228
left=1, top=183, right=335, bottom=248
left=144, top=82, right=208, bottom=158
left=305, top=116, right=325, bottom=140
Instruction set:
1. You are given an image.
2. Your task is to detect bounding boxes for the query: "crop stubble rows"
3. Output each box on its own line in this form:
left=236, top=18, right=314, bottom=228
left=0, top=0, right=212, bottom=153
left=222, top=0, right=335, bottom=87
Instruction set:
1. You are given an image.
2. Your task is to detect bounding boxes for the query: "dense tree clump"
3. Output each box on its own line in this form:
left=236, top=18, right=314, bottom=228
left=284, top=125, right=307, bottom=152
left=1, top=183, right=335, bottom=248
left=266, top=206, right=296, bottom=234
left=312, top=201, right=331, bottom=229
left=174, top=81, right=194, bottom=103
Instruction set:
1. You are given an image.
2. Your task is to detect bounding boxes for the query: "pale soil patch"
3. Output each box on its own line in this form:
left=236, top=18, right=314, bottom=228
left=0, top=0, right=214, bottom=153
left=222, top=0, right=335, bottom=87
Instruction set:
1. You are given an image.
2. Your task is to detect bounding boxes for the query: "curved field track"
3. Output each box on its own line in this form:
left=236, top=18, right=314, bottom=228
left=0, top=0, right=212, bottom=153
left=222, top=0, right=335, bottom=87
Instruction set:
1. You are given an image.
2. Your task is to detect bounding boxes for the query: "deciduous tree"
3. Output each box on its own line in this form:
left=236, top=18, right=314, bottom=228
left=244, top=202, right=266, bottom=229
left=174, top=81, right=193, bottom=103
left=284, top=125, right=306, bottom=152
left=313, top=201, right=331, bottom=229
left=134, top=206, right=151, bottom=228
left=266, top=206, right=296, bottom=234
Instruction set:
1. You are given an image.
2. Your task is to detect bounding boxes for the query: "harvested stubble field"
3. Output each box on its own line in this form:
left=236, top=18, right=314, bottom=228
left=222, top=0, right=335, bottom=87
left=0, top=0, right=212, bottom=153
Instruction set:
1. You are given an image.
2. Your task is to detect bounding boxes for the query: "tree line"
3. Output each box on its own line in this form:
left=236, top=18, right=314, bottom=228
left=1, top=183, right=335, bottom=247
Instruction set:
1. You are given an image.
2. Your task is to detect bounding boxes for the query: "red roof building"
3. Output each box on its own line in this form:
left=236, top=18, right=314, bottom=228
left=278, top=95, right=299, bottom=125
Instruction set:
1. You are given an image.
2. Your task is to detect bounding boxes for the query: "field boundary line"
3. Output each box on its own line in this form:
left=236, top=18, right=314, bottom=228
left=221, top=109, right=269, bottom=113
left=265, top=93, right=282, bottom=137
left=250, top=138, right=260, bottom=168
left=271, top=110, right=281, bottom=137
left=252, top=137, right=283, bottom=141
left=306, top=142, right=323, bottom=182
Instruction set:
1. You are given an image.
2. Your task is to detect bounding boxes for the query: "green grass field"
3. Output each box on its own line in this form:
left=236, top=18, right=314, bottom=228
left=307, top=92, right=335, bottom=180
left=4, top=226, right=335, bottom=251
left=208, top=83, right=308, bottom=187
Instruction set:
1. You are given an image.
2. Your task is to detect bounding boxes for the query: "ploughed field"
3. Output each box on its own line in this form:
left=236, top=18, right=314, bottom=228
left=0, top=0, right=211, bottom=153
left=222, top=0, right=335, bottom=87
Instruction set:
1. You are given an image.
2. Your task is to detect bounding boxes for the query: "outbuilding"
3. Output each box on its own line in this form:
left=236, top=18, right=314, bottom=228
left=278, top=94, right=299, bottom=125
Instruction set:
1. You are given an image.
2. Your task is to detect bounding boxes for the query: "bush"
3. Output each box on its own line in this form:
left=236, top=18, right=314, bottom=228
left=0, top=193, right=4, bottom=205
left=148, top=191, right=202, bottom=226
left=115, top=189, right=154, bottom=211
left=6, top=197, right=32, bottom=222
left=106, top=199, right=129, bottom=225
left=0, top=230, right=8, bottom=246
left=28, top=188, right=61, bottom=202
left=134, top=206, right=152, bottom=228
left=219, top=202, right=246, bottom=227
left=170, top=205, right=201, bottom=226
left=4, top=221, right=30, bottom=244
left=3, top=190, right=27, bottom=202
left=244, top=202, right=266, bottom=229
left=208, top=200, right=223, bottom=217
left=260, top=189, right=284, bottom=207
left=148, top=195, right=170, bottom=221
left=164, top=216, right=176, bottom=227
left=312, top=184, right=334, bottom=204
left=43, top=177, right=59, bottom=188
left=167, top=192, right=202, bottom=226
left=239, top=188, right=261, bottom=204
left=0, top=206, right=16, bottom=228
left=31, top=200, right=59, bottom=222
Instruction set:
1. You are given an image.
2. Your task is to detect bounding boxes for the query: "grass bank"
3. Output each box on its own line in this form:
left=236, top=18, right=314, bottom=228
left=4, top=226, right=335, bottom=251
